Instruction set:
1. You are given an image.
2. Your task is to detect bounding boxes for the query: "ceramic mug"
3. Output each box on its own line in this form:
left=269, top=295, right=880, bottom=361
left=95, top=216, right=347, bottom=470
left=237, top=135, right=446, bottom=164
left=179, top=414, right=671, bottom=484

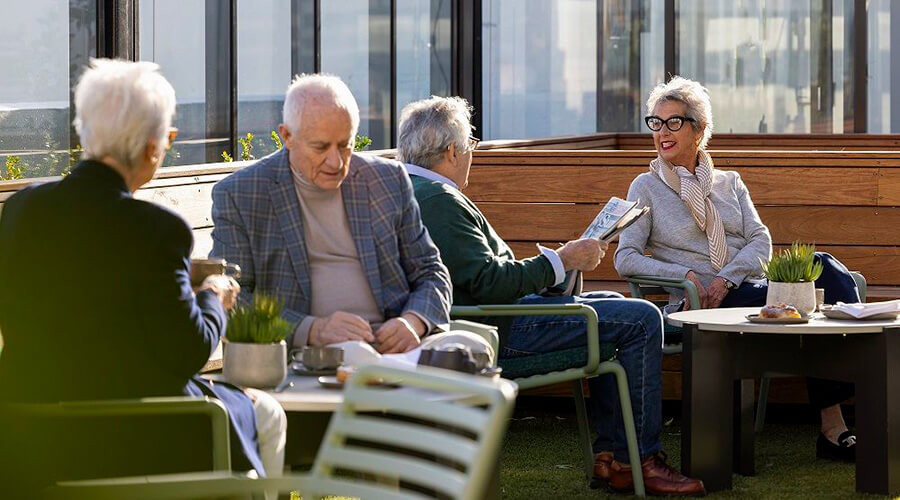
left=190, top=258, right=241, bottom=286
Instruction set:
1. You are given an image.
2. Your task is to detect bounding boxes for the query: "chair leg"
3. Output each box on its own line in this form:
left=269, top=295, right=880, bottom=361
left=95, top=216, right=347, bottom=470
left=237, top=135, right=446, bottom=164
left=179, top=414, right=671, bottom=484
left=755, top=375, right=771, bottom=434
left=572, top=379, right=595, bottom=481
left=605, top=361, right=646, bottom=497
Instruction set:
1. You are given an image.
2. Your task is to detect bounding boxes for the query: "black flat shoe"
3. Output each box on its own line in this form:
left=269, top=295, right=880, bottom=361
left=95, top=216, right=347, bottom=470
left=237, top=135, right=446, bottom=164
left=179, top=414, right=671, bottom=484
left=816, top=431, right=856, bottom=462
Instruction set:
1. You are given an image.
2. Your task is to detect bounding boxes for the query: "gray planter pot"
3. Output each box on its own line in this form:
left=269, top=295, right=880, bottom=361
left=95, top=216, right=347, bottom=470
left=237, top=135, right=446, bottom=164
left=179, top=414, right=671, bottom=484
left=223, top=340, right=287, bottom=389
left=766, top=281, right=816, bottom=315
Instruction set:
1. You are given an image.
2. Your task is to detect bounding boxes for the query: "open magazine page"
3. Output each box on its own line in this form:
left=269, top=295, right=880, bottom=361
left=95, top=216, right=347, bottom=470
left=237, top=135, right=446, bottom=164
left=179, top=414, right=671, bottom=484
left=581, top=197, right=648, bottom=242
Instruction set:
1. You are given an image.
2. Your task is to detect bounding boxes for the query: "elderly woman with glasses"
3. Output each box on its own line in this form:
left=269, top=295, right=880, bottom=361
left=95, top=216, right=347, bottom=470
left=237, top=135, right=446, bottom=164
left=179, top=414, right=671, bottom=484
left=614, top=76, right=861, bottom=463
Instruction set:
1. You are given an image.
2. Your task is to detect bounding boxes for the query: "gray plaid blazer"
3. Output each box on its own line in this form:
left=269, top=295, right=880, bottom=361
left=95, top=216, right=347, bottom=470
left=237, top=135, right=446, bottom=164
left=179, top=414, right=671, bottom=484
left=210, top=148, right=452, bottom=345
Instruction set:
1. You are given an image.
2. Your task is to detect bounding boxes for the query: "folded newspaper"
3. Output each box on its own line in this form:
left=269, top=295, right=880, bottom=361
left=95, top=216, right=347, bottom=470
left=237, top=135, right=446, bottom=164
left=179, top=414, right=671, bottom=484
left=582, top=197, right=649, bottom=242
left=829, top=299, right=900, bottom=319
left=544, top=197, right=649, bottom=296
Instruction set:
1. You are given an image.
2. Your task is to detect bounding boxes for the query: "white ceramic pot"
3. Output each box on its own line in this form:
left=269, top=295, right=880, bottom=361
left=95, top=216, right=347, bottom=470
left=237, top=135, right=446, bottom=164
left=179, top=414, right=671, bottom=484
left=766, top=281, right=816, bottom=315
left=224, top=340, right=287, bottom=389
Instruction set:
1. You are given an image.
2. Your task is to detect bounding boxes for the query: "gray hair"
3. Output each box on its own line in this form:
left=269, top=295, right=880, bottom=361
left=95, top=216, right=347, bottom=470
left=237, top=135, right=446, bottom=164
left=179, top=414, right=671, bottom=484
left=646, top=76, right=713, bottom=150
left=396, top=96, right=473, bottom=169
left=73, top=59, right=176, bottom=169
left=282, top=74, right=360, bottom=136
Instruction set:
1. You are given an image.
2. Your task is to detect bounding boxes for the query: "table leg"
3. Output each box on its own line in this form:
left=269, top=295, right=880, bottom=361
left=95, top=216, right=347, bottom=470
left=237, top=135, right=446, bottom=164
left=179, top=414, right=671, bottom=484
left=682, top=324, right=734, bottom=492
left=854, top=330, right=900, bottom=495
left=733, top=379, right=755, bottom=476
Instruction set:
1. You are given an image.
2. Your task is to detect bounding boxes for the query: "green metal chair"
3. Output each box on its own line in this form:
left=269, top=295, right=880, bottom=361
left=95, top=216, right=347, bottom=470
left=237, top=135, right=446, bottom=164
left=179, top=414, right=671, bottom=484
left=450, top=303, right=646, bottom=497
left=41, top=364, right=518, bottom=500
left=626, top=271, right=867, bottom=433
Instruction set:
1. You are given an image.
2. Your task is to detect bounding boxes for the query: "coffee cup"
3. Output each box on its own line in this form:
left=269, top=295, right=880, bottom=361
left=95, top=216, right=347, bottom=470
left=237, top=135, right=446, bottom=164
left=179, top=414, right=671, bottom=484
left=293, top=346, right=344, bottom=370
left=190, top=258, right=241, bottom=286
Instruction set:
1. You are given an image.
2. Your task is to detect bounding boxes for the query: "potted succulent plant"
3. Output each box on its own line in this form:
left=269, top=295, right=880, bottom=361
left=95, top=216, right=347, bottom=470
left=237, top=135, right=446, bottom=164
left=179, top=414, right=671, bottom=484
left=223, top=294, right=291, bottom=389
left=760, top=242, right=824, bottom=315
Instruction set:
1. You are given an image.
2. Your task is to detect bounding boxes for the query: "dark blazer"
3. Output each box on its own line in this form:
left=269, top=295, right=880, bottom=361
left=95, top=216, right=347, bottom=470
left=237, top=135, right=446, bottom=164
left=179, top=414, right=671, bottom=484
left=0, top=161, right=263, bottom=480
left=211, top=149, right=452, bottom=345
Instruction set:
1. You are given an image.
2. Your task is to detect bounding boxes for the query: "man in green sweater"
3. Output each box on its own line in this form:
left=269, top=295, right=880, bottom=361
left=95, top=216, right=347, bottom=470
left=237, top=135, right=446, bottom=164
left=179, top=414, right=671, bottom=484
left=398, top=96, right=705, bottom=496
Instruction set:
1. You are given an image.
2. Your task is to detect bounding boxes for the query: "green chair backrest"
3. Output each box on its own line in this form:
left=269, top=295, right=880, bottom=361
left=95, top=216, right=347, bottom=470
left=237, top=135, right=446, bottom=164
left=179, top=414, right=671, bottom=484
left=303, top=364, right=517, bottom=500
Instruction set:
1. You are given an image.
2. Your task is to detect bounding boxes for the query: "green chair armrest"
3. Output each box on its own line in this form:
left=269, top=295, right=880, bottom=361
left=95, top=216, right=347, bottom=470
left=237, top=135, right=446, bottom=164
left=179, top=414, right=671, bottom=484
left=450, top=304, right=601, bottom=376
left=6, top=397, right=231, bottom=471
left=626, top=275, right=700, bottom=309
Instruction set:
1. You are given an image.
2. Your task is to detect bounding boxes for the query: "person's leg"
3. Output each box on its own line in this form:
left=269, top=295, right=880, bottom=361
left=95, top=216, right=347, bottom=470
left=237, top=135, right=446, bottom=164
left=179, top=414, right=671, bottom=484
left=504, top=293, right=663, bottom=461
left=244, top=388, right=287, bottom=479
left=719, top=281, right=768, bottom=308
left=810, top=252, right=857, bottom=451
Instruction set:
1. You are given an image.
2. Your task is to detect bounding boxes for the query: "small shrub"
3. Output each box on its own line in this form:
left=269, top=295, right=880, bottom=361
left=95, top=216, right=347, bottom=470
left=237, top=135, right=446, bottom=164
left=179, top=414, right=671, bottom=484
left=238, top=132, right=255, bottom=161
left=760, top=242, right=823, bottom=283
left=221, top=150, right=233, bottom=162
left=270, top=130, right=283, bottom=150
left=226, top=293, right=291, bottom=344
left=354, top=134, right=372, bottom=152
left=1, top=156, right=25, bottom=181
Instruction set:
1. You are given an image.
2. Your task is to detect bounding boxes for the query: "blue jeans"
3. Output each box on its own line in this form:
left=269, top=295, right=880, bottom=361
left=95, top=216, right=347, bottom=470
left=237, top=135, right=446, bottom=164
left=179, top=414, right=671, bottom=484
left=720, top=252, right=858, bottom=409
left=502, top=292, right=664, bottom=462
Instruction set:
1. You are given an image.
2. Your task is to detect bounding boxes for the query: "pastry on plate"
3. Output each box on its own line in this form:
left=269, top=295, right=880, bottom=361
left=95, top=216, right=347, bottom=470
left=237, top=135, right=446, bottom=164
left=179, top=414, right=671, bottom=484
left=760, top=302, right=801, bottom=319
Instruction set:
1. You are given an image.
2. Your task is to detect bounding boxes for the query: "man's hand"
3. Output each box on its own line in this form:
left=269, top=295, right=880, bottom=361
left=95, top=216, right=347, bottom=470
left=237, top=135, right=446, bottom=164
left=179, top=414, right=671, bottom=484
left=557, top=238, right=608, bottom=272
left=199, top=275, right=240, bottom=310
left=684, top=270, right=708, bottom=310
left=706, top=277, right=731, bottom=309
left=374, top=314, right=424, bottom=354
left=309, top=311, right=375, bottom=346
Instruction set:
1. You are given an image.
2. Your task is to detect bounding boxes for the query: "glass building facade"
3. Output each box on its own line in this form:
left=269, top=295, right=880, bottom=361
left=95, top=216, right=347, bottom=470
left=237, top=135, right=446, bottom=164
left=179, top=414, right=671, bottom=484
left=1, top=0, right=898, bottom=178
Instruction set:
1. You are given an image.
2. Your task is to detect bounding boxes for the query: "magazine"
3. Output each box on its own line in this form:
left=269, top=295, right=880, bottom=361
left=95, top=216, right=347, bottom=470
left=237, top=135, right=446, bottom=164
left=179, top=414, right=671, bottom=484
left=581, top=197, right=649, bottom=242
left=543, top=197, right=649, bottom=296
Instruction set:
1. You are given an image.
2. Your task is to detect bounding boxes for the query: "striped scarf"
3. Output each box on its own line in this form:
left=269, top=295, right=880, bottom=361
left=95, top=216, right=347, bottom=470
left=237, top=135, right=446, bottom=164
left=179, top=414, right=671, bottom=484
left=650, top=150, right=728, bottom=270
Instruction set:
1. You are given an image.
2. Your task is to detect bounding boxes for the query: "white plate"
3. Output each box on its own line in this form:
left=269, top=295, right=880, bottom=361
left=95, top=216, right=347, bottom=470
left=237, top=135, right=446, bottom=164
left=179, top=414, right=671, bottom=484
left=745, top=314, right=810, bottom=324
left=819, top=306, right=900, bottom=321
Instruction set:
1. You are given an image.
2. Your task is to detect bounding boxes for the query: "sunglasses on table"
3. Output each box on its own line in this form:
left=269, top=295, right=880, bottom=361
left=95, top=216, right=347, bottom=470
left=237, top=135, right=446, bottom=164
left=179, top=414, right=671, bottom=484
left=644, top=116, right=695, bottom=132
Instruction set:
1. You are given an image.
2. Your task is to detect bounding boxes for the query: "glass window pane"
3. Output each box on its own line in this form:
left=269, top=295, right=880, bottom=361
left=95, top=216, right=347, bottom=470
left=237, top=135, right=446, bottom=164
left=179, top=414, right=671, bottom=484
left=868, top=0, right=891, bottom=133
left=0, top=0, right=95, bottom=179
left=321, top=0, right=391, bottom=149
left=676, top=1, right=853, bottom=134
left=139, top=0, right=228, bottom=165
left=599, top=0, right=665, bottom=131
left=482, top=0, right=598, bottom=140
left=236, top=0, right=292, bottom=160
left=395, top=0, right=452, bottom=128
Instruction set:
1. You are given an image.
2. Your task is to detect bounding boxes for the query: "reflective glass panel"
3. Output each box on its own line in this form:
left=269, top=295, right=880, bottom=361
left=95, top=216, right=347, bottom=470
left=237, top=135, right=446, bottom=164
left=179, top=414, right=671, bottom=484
left=395, top=0, right=452, bottom=130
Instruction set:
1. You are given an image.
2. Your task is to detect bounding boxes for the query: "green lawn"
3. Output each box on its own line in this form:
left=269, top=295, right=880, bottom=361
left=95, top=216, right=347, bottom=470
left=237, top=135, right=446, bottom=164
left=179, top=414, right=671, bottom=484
left=499, top=404, right=896, bottom=500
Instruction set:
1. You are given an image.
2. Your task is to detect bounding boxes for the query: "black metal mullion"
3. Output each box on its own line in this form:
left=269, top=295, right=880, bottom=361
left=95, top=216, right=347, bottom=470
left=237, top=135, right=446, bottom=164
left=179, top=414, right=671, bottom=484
left=97, top=0, right=136, bottom=59
left=291, top=0, right=317, bottom=76
left=453, top=0, right=481, bottom=135
left=204, top=0, right=235, bottom=162
left=596, top=1, right=603, bottom=132
left=853, top=0, right=867, bottom=133
left=390, top=0, right=397, bottom=147
left=664, top=0, right=676, bottom=80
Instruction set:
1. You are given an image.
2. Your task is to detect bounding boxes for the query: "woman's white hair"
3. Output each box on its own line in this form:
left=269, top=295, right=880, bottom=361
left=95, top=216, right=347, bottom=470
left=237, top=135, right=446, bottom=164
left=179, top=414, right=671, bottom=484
left=74, top=59, right=176, bottom=169
left=646, top=76, right=714, bottom=150
left=282, top=74, right=360, bottom=135
left=396, top=96, right=473, bottom=169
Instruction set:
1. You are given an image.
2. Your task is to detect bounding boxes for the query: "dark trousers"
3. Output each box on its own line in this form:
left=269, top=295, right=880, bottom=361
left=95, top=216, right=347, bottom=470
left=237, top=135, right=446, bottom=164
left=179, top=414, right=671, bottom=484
left=720, top=252, right=857, bottom=409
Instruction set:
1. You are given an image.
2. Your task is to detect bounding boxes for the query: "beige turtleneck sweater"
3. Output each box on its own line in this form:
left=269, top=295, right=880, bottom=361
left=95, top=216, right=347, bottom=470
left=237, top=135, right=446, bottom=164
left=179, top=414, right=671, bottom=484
left=291, top=168, right=383, bottom=346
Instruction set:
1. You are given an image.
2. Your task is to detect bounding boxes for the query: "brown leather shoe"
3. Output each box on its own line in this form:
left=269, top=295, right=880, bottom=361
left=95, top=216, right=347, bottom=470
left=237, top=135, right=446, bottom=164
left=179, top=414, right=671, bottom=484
left=608, top=452, right=706, bottom=496
left=593, top=451, right=614, bottom=482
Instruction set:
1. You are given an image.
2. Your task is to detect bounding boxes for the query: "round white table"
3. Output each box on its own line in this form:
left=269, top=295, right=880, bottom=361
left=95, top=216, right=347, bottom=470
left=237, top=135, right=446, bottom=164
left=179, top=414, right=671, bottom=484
left=667, top=306, right=900, bottom=495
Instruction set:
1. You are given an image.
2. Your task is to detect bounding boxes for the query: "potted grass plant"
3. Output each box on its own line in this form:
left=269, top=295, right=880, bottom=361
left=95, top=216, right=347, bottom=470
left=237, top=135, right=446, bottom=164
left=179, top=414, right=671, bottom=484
left=760, top=242, right=823, bottom=315
left=223, top=293, right=291, bottom=389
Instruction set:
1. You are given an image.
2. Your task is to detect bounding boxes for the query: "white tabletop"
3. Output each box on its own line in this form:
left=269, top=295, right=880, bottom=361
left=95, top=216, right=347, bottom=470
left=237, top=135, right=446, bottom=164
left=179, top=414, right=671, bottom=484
left=204, top=370, right=508, bottom=413
left=667, top=307, right=900, bottom=334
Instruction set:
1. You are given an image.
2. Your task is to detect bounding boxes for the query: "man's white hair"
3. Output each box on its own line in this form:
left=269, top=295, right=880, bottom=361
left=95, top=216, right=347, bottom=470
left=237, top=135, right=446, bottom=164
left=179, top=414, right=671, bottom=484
left=646, top=76, right=714, bottom=150
left=282, top=74, right=360, bottom=135
left=74, top=59, right=176, bottom=169
left=396, top=96, right=473, bottom=169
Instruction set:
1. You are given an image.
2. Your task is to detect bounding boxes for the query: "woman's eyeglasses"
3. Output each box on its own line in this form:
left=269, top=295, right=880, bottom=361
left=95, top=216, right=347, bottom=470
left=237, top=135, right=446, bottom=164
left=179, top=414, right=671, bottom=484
left=644, top=116, right=695, bottom=132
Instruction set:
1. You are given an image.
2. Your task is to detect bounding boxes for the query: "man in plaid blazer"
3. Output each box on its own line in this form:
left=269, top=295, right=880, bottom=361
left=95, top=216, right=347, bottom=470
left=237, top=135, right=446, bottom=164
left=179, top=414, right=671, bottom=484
left=211, top=75, right=451, bottom=353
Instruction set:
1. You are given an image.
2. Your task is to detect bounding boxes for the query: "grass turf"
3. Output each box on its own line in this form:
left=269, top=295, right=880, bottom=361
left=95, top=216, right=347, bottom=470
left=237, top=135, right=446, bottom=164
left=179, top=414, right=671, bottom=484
left=498, top=406, right=895, bottom=500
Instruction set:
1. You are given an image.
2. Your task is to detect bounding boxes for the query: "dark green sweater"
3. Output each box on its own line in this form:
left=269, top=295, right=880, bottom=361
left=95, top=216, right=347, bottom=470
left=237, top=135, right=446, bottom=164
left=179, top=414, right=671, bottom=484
left=411, top=174, right=556, bottom=340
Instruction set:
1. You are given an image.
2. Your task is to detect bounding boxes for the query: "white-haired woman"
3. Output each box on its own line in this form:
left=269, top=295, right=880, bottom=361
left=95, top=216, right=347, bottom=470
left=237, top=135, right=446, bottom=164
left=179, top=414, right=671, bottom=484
left=614, top=76, right=860, bottom=462
left=0, top=59, right=284, bottom=494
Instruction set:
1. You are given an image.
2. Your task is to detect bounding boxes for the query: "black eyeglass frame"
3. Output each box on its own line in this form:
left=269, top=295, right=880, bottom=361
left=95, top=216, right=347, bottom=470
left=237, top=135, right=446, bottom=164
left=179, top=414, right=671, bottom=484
left=644, top=115, right=696, bottom=132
